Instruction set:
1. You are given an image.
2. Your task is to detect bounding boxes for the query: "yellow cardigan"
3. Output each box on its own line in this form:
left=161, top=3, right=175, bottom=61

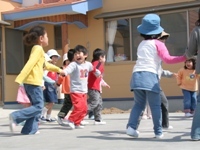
left=15, top=45, right=62, bottom=86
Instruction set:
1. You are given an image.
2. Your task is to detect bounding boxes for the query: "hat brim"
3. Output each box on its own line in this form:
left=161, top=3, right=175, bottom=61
left=158, top=31, right=170, bottom=39
left=137, top=25, right=164, bottom=35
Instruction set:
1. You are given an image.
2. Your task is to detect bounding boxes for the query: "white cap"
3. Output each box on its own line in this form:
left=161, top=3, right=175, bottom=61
left=44, top=53, right=51, bottom=62
left=46, top=49, right=60, bottom=58
left=63, top=53, right=68, bottom=62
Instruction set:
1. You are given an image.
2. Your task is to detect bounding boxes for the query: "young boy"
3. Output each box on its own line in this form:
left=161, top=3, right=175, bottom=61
left=55, top=49, right=74, bottom=125
left=87, top=48, right=108, bottom=125
left=63, top=45, right=101, bottom=129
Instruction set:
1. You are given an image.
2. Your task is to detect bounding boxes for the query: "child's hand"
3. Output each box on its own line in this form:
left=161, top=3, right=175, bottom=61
left=42, top=86, right=46, bottom=90
left=172, top=73, right=178, bottom=78
left=105, top=84, right=111, bottom=88
left=59, top=70, right=66, bottom=76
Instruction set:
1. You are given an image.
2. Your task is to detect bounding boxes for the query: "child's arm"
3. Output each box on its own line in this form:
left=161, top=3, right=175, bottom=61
left=155, top=40, right=186, bottom=64
left=89, top=62, right=101, bottom=77
left=161, top=70, right=177, bottom=78
left=63, top=62, right=76, bottom=75
left=56, top=75, right=64, bottom=86
left=43, top=75, right=55, bottom=84
left=101, top=78, right=110, bottom=88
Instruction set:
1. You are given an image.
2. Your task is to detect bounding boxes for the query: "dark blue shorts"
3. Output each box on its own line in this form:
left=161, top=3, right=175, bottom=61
left=43, top=82, right=58, bottom=103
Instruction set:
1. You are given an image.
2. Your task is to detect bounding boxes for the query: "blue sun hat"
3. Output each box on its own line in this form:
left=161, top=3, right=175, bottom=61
left=137, top=14, right=163, bottom=35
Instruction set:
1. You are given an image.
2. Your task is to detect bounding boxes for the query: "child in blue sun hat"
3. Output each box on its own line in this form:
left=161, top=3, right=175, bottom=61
left=126, top=13, right=186, bottom=139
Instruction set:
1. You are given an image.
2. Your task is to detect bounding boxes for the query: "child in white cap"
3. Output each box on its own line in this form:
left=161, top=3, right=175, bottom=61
left=41, top=49, right=60, bottom=122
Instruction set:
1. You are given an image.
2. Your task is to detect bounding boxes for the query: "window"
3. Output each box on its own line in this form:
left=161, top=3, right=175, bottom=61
left=105, top=19, right=130, bottom=62
left=105, top=11, right=191, bottom=62
left=54, top=25, right=62, bottom=50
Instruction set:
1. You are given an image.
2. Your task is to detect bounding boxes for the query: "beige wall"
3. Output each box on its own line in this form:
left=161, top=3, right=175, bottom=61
left=3, top=1, right=187, bottom=102
left=102, top=0, right=195, bottom=13
left=0, top=0, right=20, bottom=20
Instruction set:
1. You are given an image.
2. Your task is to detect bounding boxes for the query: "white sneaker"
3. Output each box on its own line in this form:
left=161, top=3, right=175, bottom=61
left=68, top=121, right=75, bottom=129
left=62, top=119, right=69, bottom=125
left=94, top=120, right=106, bottom=125
left=55, top=116, right=63, bottom=125
left=75, top=125, right=85, bottom=129
left=155, top=134, right=164, bottom=139
left=80, top=120, right=89, bottom=126
left=142, top=115, right=148, bottom=120
left=35, top=131, right=40, bottom=134
left=163, top=125, right=173, bottom=130
left=185, top=113, right=193, bottom=117
left=9, top=114, right=16, bottom=133
left=126, top=126, right=139, bottom=138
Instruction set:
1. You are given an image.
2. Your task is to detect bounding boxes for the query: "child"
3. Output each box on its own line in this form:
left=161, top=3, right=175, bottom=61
left=55, top=49, right=74, bottom=125
left=41, top=49, right=60, bottom=122
left=87, top=48, right=107, bottom=125
left=9, top=25, right=65, bottom=134
left=63, top=45, right=101, bottom=129
left=126, top=14, right=186, bottom=139
left=177, top=58, right=198, bottom=117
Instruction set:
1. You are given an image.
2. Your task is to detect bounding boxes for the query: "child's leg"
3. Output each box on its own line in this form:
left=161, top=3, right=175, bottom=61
left=142, top=105, right=148, bottom=119
left=182, top=89, right=192, bottom=113
left=147, top=91, right=162, bottom=136
left=68, top=93, right=87, bottom=126
left=127, top=89, right=147, bottom=130
left=146, top=103, right=152, bottom=119
left=58, top=94, right=72, bottom=118
left=160, top=91, right=169, bottom=128
left=91, top=91, right=102, bottom=121
left=191, top=91, right=197, bottom=114
left=46, top=103, right=54, bottom=120
left=87, top=89, right=99, bottom=117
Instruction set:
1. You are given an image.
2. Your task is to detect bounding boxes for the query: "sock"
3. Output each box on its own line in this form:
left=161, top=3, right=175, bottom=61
left=41, top=107, right=48, bottom=118
left=46, top=114, right=51, bottom=120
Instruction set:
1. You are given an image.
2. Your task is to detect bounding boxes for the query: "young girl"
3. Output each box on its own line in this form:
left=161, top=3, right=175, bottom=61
left=41, top=49, right=60, bottom=122
left=126, top=14, right=186, bottom=139
left=9, top=26, right=65, bottom=134
left=177, top=58, right=198, bottom=117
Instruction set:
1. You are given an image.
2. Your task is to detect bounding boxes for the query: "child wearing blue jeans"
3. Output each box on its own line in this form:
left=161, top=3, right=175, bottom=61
left=126, top=14, right=186, bottom=139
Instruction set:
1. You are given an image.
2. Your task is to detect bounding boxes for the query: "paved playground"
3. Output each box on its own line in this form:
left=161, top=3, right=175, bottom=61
left=0, top=108, right=199, bottom=150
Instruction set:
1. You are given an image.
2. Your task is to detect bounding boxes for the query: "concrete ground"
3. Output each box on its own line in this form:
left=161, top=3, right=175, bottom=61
left=0, top=108, right=199, bottom=150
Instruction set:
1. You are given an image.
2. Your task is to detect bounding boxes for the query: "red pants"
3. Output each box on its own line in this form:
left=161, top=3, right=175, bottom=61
left=68, top=93, right=87, bottom=125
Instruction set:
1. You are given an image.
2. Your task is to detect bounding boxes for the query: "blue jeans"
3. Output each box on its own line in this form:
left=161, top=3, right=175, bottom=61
left=191, top=91, right=200, bottom=139
left=127, top=89, right=162, bottom=136
left=182, top=89, right=197, bottom=113
left=11, top=84, right=43, bottom=134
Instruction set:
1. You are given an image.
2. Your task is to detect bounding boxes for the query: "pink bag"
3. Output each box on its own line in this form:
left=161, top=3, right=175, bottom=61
left=16, top=86, right=30, bottom=104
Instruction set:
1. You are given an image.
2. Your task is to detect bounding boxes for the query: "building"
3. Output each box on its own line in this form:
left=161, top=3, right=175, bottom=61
left=0, top=0, right=199, bottom=111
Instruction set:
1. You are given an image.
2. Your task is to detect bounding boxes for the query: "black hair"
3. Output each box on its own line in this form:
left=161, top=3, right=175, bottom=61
left=140, top=33, right=162, bottom=40
left=92, top=48, right=106, bottom=62
left=74, top=45, right=88, bottom=55
left=195, top=8, right=200, bottom=26
left=66, top=49, right=75, bottom=64
left=23, top=26, right=46, bottom=46
left=184, top=58, right=196, bottom=69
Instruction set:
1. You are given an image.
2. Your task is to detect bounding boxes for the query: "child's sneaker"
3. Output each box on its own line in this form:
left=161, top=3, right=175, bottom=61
left=55, top=116, right=63, bottom=125
left=66, top=120, right=75, bottom=129
left=142, top=115, right=148, bottom=120
left=80, top=120, right=89, bottom=126
left=163, top=125, right=173, bottom=130
left=9, top=114, right=16, bottom=133
left=75, top=125, right=85, bottom=129
left=39, top=116, right=47, bottom=123
left=94, top=120, right=106, bottom=125
left=185, top=113, right=193, bottom=117
left=46, top=118, right=56, bottom=122
left=126, top=126, right=139, bottom=138
left=155, top=134, right=164, bottom=139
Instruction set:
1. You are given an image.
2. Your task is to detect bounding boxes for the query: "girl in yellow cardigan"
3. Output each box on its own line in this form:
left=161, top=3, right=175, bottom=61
left=9, top=26, right=65, bottom=135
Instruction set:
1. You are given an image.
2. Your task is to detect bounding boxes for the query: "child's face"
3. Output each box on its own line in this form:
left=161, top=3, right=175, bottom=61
left=185, top=60, right=193, bottom=69
left=40, top=32, right=48, bottom=47
left=74, top=52, right=87, bottom=64
left=99, top=55, right=106, bottom=63
left=51, top=55, right=59, bottom=64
